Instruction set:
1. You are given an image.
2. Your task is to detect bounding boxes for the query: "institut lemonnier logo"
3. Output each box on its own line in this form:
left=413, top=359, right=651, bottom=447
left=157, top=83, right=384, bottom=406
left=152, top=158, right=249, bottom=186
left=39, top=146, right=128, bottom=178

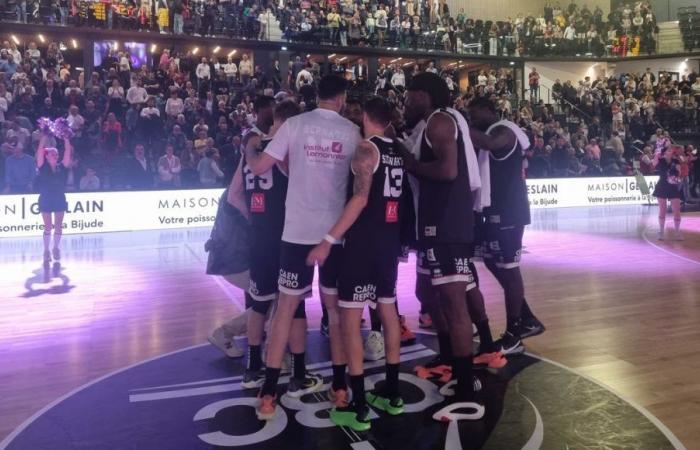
left=2, top=331, right=681, bottom=450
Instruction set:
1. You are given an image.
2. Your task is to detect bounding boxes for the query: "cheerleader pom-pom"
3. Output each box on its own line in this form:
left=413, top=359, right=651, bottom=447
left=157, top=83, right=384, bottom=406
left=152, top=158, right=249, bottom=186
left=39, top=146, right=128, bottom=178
left=37, top=117, right=53, bottom=134
left=51, top=118, right=75, bottom=140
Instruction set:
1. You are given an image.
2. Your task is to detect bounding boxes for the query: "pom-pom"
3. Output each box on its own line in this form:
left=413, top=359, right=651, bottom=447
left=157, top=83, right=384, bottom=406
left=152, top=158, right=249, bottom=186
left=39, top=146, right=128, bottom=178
left=37, top=117, right=53, bottom=134
left=51, top=118, right=75, bottom=140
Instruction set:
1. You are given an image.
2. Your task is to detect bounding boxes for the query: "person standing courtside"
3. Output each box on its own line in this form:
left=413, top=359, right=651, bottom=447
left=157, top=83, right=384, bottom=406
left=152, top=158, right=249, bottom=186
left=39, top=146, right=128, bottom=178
left=468, top=97, right=545, bottom=355
left=400, top=73, right=484, bottom=419
left=307, top=97, right=405, bottom=431
left=226, top=99, right=302, bottom=388
left=244, top=76, right=361, bottom=420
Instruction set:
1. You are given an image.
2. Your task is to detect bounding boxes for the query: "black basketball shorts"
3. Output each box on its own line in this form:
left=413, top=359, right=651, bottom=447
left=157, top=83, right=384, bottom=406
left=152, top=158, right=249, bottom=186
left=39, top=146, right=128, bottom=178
left=423, top=243, right=477, bottom=291
left=483, top=222, right=525, bottom=269
left=277, top=241, right=342, bottom=297
left=338, top=242, right=399, bottom=309
left=248, top=237, right=281, bottom=302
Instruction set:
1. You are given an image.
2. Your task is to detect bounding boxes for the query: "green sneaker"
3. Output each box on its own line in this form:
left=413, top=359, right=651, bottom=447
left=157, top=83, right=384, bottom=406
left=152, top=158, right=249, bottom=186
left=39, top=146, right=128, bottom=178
left=366, top=391, right=404, bottom=415
left=329, top=405, right=371, bottom=432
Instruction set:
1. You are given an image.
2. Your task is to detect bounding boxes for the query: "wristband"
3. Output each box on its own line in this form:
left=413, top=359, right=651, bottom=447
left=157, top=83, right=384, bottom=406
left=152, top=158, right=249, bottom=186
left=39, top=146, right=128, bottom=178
left=323, top=234, right=336, bottom=244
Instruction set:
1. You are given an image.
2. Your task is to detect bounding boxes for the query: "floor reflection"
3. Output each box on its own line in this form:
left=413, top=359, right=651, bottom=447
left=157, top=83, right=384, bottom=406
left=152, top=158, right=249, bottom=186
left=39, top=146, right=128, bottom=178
left=22, top=262, right=74, bottom=297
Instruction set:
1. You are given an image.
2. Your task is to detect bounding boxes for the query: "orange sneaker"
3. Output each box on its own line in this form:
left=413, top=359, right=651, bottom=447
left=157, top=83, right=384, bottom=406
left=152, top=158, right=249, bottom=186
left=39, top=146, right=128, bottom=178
left=473, top=352, right=507, bottom=370
left=414, top=357, right=452, bottom=383
left=399, top=316, right=416, bottom=346
left=329, top=387, right=349, bottom=408
left=256, top=393, right=277, bottom=420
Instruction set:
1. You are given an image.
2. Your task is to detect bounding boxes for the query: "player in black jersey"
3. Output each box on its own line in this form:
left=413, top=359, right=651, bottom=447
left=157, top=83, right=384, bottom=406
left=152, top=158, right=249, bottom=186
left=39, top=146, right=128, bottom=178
left=307, top=97, right=405, bottom=431
left=467, top=97, right=546, bottom=355
left=401, top=73, right=484, bottom=421
left=208, top=97, right=277, bottom=360
left=227, top=99, right=302, bottom=387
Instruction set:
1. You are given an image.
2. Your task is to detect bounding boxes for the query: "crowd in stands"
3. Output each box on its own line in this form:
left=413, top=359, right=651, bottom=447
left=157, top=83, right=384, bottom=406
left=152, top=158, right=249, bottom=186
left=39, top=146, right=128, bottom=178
left=6, top=0, right=667, bottom=57
left=1, top=38, right=699, bottom=199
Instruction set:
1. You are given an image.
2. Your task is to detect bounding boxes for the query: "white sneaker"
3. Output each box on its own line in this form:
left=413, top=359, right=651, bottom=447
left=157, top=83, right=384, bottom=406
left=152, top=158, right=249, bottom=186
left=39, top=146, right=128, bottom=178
left=208, top=327, right=245, bottom=358
left=221, top=310, right=249, bottom=338
left=674, top=231, right=684, bottom=241
left=364, top=331, right=386, bottom=361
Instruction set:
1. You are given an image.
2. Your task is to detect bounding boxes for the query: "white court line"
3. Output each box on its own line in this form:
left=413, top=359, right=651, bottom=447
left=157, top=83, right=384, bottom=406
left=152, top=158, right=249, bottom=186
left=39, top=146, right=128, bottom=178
left=130, top=343, right=428, bottom=393
left=129, top=348, right=436, bottom=403
left=182, top=242, right=246, bottom=311
left=525, top=351, right=686, bottom=450
left=641, top=226, right=700, bottom=267
left=0, top=343, right=209, bottom=450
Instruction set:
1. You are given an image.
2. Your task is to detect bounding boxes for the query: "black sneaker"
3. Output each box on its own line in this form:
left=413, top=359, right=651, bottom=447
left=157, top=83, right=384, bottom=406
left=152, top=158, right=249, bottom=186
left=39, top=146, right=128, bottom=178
left=493, top=331, right=524, bottom=355
left=287, top=372, right=324, bottom=398
left=241, top=368, right=265, bottom=389
left=519, top=316, right=546, bottom=339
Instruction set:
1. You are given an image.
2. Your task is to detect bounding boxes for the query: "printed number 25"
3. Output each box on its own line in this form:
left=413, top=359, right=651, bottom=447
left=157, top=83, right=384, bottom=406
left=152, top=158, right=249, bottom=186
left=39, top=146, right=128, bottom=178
left=383, top=167, right=403, bottom=198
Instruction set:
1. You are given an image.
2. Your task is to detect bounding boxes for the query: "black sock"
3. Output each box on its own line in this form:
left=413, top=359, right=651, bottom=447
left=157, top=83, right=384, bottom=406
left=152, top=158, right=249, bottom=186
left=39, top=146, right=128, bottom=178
left=384, top=363, right=400, bottom=397
left=292, top=352, right=305, bottom=380
left=474, top=320, right=494, bottom=353
left=437, top=332, right=453, bottom=363
left=350, top=374, right=366, bottom=410
left=247, top=345, right=262, bottom=372
left=370, top=308, right=382, bottom=332
left=521, top=301, right=535, bottom=320
left=321, top=304, right=329, bottom=327
left=452, top=356, right=474, bottom=402
left=332, top=364, right=347, bottom=390
left=261, top=367, right=281, bottom=396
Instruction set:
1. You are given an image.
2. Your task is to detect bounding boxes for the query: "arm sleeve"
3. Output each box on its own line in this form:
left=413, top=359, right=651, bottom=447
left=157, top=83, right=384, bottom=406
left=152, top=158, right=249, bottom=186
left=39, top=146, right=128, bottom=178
left=263, top=119, right=291, bottom=161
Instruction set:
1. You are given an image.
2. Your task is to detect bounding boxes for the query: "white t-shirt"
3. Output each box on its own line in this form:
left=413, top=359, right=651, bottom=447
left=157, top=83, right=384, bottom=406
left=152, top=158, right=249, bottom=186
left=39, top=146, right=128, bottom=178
left=264, top=107, right=361, bottom=244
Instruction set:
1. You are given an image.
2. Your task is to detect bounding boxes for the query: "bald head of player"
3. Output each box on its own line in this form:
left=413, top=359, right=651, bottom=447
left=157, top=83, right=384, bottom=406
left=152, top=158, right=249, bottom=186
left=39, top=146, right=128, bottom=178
left=404, top=72, right=450, bottom=128
left=466, top=96, right=499, bottom=132
left=317, top=75, right=349, bottom=113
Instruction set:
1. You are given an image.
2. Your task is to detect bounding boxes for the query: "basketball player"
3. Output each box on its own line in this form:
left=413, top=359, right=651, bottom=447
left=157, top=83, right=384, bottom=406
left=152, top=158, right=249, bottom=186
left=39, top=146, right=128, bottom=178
left=467, top=97, right=545, bottom=355
left=244, top=76, right=361, bottom=420
left=307, top=97, right=405, bottom=431
left=226, top=99, right=302, bottom=388
left=400, top=73, right=483, bottom=419
left=209, top=96, right=276, bottom=359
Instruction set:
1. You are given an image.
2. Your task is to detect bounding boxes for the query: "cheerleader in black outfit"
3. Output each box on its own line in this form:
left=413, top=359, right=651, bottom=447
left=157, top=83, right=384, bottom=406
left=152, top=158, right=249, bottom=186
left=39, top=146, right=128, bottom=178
left=35, top=134, right=73, bottom=263
left=652, top=145, right=684, bottom=240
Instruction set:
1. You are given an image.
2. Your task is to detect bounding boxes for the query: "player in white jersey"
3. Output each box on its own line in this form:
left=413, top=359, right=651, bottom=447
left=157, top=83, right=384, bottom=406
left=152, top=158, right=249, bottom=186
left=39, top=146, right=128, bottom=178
left=244, top=76, right=362, bottom=420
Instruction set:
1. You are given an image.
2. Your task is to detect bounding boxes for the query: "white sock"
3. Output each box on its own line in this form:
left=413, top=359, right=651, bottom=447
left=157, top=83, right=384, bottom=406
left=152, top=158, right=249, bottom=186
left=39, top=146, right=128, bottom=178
left=674, top=219, right=681, bottom=233
left=658, top=217, right=665, bottom=234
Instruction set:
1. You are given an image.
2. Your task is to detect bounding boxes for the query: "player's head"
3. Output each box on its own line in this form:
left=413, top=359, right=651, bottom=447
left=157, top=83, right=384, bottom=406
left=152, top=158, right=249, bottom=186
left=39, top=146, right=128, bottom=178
left=254, top=95, right=275, bottom=132
left=405, top=72, right=449, bottom=128
left=467, top=96, right=498, bottom=131
left=317, top=75, right=349, bottom=113
left=362, top=97, right=392, bottom=136
left=271, top=100, right=302, bottom=134
left=344, top=97, right=364, bottom=127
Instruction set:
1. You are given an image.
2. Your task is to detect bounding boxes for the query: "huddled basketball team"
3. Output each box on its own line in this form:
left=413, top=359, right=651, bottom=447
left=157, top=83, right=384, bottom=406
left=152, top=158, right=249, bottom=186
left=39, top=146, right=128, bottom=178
left=219, top=72, right=545, bottom=431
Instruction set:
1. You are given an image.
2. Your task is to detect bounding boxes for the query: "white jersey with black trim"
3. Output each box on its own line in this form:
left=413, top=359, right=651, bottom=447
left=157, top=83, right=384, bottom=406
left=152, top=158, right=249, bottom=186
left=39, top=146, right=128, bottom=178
left=264, top=107, right=362, bottom=244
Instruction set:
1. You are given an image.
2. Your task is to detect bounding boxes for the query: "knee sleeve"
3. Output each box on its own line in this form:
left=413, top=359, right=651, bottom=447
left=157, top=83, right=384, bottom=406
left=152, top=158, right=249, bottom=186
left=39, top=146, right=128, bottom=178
left=293, top=300, right=306, bottom=319
left=251, top=299, right=272, bottom=315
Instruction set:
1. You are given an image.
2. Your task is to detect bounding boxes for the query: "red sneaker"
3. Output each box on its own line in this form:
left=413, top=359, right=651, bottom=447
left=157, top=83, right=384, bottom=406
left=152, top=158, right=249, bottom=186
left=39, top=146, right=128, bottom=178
left=414, top=357, right=452, bottom=383
left=329, top=387, right=349, bottom=408
left=418, top=313, right=433, bottom=329
left=256, top=393, right=277, bottom=420
left=399, top=315, right=416, bottom=346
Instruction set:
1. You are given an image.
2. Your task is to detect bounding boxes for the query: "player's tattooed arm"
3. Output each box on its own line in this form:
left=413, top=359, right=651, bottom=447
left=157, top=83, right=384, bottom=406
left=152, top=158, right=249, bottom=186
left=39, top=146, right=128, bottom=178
left=306, top=141, right=378, bottom=267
